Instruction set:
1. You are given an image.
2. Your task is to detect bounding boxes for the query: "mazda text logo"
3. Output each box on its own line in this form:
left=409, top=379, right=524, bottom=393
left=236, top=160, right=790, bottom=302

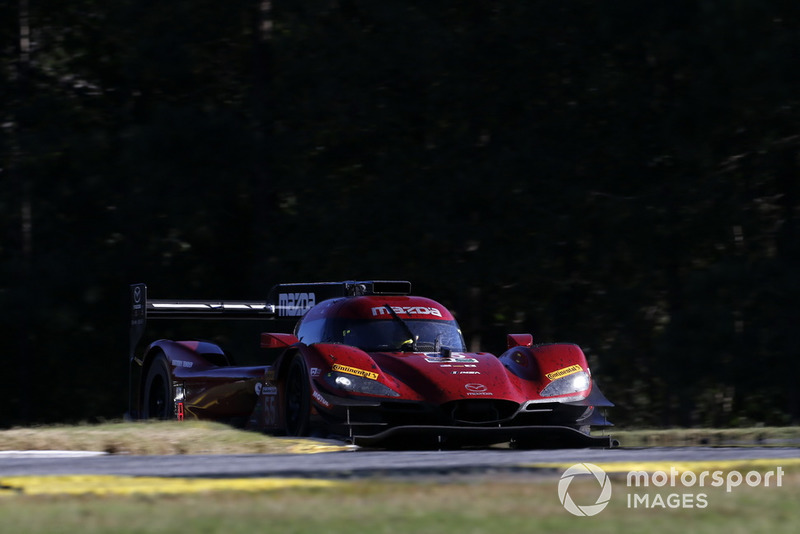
left=464, top=383, right=487, bottom=393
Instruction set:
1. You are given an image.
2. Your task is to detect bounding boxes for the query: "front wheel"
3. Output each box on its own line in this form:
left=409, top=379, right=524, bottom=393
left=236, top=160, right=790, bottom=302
left=142, top=354, right=173, bottom=420
left=283, top=355, right=311, bottom=436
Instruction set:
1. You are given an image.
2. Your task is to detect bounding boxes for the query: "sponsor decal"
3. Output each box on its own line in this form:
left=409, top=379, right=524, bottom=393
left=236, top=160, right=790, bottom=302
left=332, top=363, right=379, bottom=380
left=278, top=292, right=316, bottom=317
left=263, top=394, right=277, bottom=426
left=465, top=383, right=493, bottom=396
left=256, top=382, right=277, bottom=395
left=312, top=390, right=331, bottom=408
left=425, top=356, right=479, bottom=364
left=257, top=381, right=279, bottom=426
left=172, top=359, right=194, bottom=368
left=372, top=306, right=443, bottom=318
left=452, top=371, right=481, bottom=375
left=546, top=364, right=582, bottom=381
left=257, top=384, right=278, bottom=396
left=310, top=367, right=321, bottom=377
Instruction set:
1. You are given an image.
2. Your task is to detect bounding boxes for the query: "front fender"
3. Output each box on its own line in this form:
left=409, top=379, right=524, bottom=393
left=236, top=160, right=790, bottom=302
left=500, top=343, right=592, bottom=401
left=529, top=343, right=589, bottom=380
left=307, top=343, right=382, bottom=381
left=305, top=343, right=405, bottom=397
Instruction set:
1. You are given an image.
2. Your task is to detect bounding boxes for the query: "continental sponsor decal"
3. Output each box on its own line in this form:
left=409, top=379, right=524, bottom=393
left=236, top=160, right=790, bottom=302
left=545, top=364, right=583, bottom=381
left=332, top=363, right=378, bottom=380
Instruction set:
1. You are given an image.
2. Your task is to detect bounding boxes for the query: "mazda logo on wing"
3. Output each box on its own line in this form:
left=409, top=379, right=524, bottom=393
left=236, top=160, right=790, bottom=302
left=465, top=383, right=487, bottom=393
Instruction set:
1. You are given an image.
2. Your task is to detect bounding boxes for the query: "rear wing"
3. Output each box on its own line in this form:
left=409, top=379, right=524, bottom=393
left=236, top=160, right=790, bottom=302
left=129, top=280, right=411, bottom=360
left=128, top=283, right=273, bottom=361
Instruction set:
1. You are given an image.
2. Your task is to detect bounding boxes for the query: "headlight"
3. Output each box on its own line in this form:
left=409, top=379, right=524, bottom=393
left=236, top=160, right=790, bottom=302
left=540, top=371, right=591, bottom=397
left=325, top=372, right=400, bottom=397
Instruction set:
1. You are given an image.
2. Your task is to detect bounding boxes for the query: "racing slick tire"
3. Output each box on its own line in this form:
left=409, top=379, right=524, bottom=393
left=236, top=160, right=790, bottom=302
left=283, top=354, right=311, bottom=436
left=142, top=354, right=174, bottom=420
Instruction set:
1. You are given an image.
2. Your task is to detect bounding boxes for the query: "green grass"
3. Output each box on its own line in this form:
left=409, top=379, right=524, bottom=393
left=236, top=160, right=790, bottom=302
left=1, top=472, right=798, bottom=533
left=0, top=420, right=348, bottom=455
left=2, top=422, right=799, bottom=532
left=611, top=427, right=800, bottom=448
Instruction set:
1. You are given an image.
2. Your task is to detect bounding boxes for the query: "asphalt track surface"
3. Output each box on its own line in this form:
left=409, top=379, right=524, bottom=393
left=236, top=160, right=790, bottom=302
left=2, top=447, right=800, bottom=478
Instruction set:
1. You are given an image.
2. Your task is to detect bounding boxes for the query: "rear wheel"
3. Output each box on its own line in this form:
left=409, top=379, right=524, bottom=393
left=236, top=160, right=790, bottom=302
left=283, top=355, right=310, bottom=436
left=143, top=354, right=173, bottom=420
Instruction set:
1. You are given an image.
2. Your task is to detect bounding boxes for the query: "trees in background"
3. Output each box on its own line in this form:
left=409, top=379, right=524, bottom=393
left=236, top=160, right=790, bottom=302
left=1, top=1, right=797, bottom=427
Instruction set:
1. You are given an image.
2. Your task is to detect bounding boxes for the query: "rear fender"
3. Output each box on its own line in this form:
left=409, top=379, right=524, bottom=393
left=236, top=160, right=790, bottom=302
left=144, top=339, right=229, bottom=375
left=137, top=341, right=213, bottom=416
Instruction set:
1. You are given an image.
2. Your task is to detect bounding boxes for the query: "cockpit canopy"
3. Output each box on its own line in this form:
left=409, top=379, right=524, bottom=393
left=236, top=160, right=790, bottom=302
left=294, top=296, right=467, bottom=352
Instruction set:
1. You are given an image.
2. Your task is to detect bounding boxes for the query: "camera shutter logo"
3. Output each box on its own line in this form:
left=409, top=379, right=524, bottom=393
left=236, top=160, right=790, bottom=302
left=558, top=463, right=612, bottom=516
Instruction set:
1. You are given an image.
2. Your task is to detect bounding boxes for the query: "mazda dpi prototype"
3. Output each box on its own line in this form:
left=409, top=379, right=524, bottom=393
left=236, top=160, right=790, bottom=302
left=129, top=281, right=614, bottom=448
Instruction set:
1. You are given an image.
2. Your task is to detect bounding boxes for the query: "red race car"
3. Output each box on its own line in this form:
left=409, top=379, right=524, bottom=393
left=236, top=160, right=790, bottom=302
left=129, top=280, right=614, bottom=448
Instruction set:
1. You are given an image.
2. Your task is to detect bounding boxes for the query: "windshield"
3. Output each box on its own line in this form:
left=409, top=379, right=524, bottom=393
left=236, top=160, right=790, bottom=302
left=297, top=317, right=466, bottom=352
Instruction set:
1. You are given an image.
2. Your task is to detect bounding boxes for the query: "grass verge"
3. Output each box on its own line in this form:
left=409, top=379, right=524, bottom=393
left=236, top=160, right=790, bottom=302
left=0, top=470, right=798, bottom=533
left=0, top=420, right=348, bottom=455
left=2, top=422, right=799, bottom=454
left=610, top=427, right=800, bottom=448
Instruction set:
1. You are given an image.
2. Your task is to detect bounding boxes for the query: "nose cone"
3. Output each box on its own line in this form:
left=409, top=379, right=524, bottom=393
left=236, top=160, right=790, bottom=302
left=372, top=351, right=527, bottom=403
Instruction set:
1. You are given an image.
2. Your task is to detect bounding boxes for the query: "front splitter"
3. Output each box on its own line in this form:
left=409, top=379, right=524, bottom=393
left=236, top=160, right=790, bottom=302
left=352, top=425, right=617, bottom=449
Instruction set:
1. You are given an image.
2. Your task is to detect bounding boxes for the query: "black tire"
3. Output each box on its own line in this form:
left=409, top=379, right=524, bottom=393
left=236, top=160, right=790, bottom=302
left=142, top=354, right=173, bottom=420
left=283, top=355, right=311, bottom=436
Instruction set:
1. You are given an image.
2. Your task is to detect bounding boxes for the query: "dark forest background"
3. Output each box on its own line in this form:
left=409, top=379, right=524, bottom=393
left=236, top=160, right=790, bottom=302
left=1, top=1, right=798, bottom=429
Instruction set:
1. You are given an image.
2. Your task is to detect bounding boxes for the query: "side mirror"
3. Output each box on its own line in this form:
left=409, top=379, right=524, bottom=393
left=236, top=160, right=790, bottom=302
left=261, top=332, right=300, bottom=348
left=507, top=333, right=533, bottom=349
